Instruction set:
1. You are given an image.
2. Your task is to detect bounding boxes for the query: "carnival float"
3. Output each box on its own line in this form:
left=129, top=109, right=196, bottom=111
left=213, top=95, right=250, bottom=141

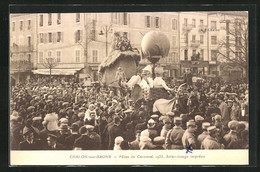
left=98, top=31, right=188, bottom=115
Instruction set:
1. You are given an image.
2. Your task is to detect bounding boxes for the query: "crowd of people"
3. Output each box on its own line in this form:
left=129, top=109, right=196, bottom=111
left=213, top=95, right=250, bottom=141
left=10, top=72, right=249, bottom=151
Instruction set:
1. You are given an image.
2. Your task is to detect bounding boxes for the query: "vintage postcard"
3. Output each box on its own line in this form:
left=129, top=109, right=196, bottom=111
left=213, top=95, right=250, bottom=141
left=9, top=9, right=250, bottom=166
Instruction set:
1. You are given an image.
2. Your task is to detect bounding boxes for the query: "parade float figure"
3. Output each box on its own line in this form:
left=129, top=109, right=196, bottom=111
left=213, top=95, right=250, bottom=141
left=115, top=67, right=126, bottom=87
left=98, top=32, right=140, bottom=94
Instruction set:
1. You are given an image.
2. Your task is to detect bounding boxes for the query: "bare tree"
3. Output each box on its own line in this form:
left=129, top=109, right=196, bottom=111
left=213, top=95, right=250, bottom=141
left=42, top=57, right=58, bottom=82
left=217, top=16, right=248, bottom=79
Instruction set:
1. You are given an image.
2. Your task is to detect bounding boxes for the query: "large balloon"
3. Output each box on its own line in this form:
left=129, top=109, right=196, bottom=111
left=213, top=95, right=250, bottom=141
left=141, top=31, right=170, bottom=63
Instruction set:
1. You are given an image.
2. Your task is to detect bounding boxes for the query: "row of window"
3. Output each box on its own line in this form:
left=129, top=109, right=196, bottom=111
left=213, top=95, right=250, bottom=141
left=38, top=50, right=98, bottom=63
left=39, top=32, right=63, bottom=43
left=184, top=49, right=217, bottom=61
left=184, top=18, right=217, bottom=30
left=39, top=13, right=80, bottom=27
left=12, top=14, right=218, bottom=33
left=12, top=20, right=31, bottom=32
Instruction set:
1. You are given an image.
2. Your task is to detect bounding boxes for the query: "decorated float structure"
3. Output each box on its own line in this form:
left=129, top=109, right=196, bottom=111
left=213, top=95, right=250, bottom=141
left=98, top=32, right=140, bottom=88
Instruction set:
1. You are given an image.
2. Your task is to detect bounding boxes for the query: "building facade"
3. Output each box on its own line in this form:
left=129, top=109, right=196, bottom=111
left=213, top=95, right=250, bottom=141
left=10, top=14, right=37, bottom=84
left=10, top=12, right=248, bottom=83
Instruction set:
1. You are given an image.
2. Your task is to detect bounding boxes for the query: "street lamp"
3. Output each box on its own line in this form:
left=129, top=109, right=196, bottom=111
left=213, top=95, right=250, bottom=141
left=99, top=24, right=112, bottom=57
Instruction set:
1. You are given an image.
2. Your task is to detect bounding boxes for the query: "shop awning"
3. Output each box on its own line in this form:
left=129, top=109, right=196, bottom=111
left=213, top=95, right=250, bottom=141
left=32, top=68, right=82, bottom=75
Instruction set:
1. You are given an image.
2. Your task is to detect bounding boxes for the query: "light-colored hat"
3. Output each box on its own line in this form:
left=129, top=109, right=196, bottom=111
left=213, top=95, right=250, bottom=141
left=207, top=126, right=218, bottom=134
left=48, top=95, right=53, bottom=100
left=202, top=122, right=211, bottom=129
left=32, top=116, right=42, bottom=121
left=112, top=99, right=118, bottom=104
left=124, top=109, right=133, bottom=114
left=195, top=115, right=204, bottom=122
left=186, top=120, right=196, bottom=127
left=62, top=102, right=69, bottom=106
left=151, top=114, right=159, bottom=118
left=214, top=114, right=222, bottom=120
left=174, top=117, right=182, bottom=124
left=27, top=106, right=35, bottom=111
left=85, top=125, right=95, bottom=131
left=59, top=118, right=69, bottom=124
left=142, top=65, right=152, bottom=74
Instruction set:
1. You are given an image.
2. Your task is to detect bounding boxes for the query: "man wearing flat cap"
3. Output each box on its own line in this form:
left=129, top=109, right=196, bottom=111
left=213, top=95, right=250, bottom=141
left=223, top=120, right=239, bottom=149
left=182, top=120, right=197, bottom=149
left=153, top=136, right=166, bottom=149
left=201, top=126, right=223, bottom=149
left=197, top=122, right=211, bottom=148
left=165, top=117, right=185, bottom=149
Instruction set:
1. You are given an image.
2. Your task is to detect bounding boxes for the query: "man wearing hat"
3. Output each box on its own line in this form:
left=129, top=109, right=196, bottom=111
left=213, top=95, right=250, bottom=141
left=64, top=123, right=80, bottom=150
left=194, top=115, right=204, bottom=138
left=46, top=133, right=64, bottom=150
left=223, top=120, right=239, bottom=149
left=165, top=117, right=185, bottom=149
left=19, top=126, right=44, bottom=150
left=205, top=100, right=221, bottom=122
left=201, top=126, right=223, bottom=149
left=160, top=118, right=172, bottom=138
left=10, top=116, right=24, bottom=150
left=73, top=126, right=92, bottom=150
left=166, top=111, right=175, bottom=124
left=153, top=136, right=166, bottom=149
left=57, top=124, right=71, bottom=147
left=74, top=112, right=85, bottom=128
left=182, top=120, right=197, bottom=149
left=141, top=119, right=159, bottom=141
left=218, top=95, right=230, bottom=126
left=71, top=106, right=80, bottom=124
left=197, top=122, right=211, bottom=148
left=85, top=125, right=101, bottom=150
left=107, top=116, right=123, bottom=150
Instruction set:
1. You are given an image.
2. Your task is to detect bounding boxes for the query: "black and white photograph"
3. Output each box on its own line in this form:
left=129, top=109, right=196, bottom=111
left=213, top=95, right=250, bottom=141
left=9, top=10, right=250, bottom=165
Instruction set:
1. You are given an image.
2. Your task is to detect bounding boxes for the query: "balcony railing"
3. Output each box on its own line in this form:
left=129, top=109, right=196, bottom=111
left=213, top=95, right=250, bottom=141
left=11, top=45, right=34, bottom=53
left=198, top=25, right=208, bottom=33
left=190, top=40, right=200, bottom=48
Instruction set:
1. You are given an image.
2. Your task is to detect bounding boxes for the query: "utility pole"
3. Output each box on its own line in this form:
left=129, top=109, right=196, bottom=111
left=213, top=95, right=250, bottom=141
left=99, top=24, right=112, bottom=57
